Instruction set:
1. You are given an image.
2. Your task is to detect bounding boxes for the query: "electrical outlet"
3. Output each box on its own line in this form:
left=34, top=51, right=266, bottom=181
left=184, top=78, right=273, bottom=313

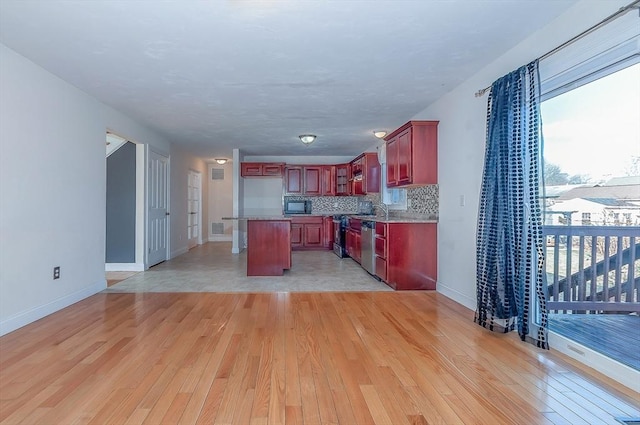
left=53, top=266, right=60, bottom=280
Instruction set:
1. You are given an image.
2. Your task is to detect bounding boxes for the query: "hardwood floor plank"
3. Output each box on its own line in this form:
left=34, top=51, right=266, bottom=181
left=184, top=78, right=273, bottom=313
left=140, top=367, right=192, bottom=425
left=283, top=327, right=301, bottom=408
left=1, top=292, right=638, bottom=425
left=160, top=392, right=191, bottom=424
left=267, top=293, right=286, bottom=425
left=360, top=384, right=394, bottom=425
left=193, top=378, right=227, bottom=425
left=123, top=407, right=150, bottom=425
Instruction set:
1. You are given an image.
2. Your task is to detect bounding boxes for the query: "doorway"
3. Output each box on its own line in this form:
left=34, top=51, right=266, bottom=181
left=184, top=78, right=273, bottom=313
left=105, top=133, right=145, bottom=272
left=187, top=170, right=202, bottom=249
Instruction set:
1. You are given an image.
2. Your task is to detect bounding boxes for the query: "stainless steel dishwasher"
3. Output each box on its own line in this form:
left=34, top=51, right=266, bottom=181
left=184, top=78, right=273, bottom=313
left=360, top=221, right=376, bottom=276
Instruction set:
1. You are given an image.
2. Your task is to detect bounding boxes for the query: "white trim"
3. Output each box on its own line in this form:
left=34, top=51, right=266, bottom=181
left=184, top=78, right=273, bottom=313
left=437, top=282, right=476, bottom=311
left=106, top=133, right=127, bottom=157
left=170, top=246, right=189, bottom=259
left=0, top=280, right=106, bottom=336
left=208, top=235, right=232, bottom=242
left=549, top=331, right=640, bottom=393
left=105, top=262, right=146, bottom=272
left=135, top=143, right=146, bottom=267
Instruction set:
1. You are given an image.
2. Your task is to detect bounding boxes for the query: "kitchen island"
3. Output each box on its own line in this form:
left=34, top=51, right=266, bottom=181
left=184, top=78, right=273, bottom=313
left=222, top=217, right=292, bottom=276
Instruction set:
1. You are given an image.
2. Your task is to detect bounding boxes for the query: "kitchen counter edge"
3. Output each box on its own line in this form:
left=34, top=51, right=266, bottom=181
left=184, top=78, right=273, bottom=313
left=350, top=215, right=439, bottom=224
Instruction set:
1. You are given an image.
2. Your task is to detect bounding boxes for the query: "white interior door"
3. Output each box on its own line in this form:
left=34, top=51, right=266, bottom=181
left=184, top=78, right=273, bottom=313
left=187, top=170, right=201, bottom=249
left=148, top=150, right=169, bottom=266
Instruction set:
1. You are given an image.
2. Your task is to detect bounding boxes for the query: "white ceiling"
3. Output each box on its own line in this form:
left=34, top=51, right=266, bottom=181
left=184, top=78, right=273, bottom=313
left=0, top=0, right=577, bottom=158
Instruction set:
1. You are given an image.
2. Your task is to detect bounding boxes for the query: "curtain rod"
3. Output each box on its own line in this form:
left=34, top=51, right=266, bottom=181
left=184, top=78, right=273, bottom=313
left=474, top=0, right=640, bottom=98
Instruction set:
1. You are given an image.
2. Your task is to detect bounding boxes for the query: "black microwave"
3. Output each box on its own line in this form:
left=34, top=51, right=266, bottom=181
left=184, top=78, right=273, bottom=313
left=284, top=199, right=312, bottom=214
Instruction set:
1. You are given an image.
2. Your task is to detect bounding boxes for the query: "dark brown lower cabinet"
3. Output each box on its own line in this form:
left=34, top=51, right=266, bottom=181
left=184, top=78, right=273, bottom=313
left=375, top=222, right=437, bottom=290
left=291, top=216, right=327, bottom=250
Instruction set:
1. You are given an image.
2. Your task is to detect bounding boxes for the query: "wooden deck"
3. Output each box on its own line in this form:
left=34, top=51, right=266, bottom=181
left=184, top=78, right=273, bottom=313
left=549, top=313, right=640, bottom=371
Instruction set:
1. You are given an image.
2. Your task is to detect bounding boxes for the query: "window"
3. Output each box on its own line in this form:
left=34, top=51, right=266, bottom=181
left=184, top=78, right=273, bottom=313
left=539, top=3, right=639, bottom=225
left=541, top=64, right=640, bottom=226
left=581, top=212, right=591, bottom=225
left=380, top=167, right=407, bottom=210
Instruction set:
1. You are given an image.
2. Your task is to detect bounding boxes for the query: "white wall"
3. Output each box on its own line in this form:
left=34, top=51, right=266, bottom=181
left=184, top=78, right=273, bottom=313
left=412, top=0, right=629, bottom=310
left=0, top=43, right=173, bottom=335
left=243, top=178, right=283, bottom=216
left=169, top=146, right=209, bottom=258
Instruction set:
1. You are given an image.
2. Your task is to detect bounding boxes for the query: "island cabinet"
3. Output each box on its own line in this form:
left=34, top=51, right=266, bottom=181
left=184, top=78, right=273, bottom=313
left=335, top=163, right=351, bottom=196
left=284, top=165, right=323, bottom=195
left=385, top=121, right=438, bottom=188
left=375, top=221, right=437, bottom=290
left=351, top=152, right=381, bottom=195
left=290, top=216, right=324, bottom=250
left=241, top=162, right=284, bottom=177
left=247, top=219, right=291, bottom=276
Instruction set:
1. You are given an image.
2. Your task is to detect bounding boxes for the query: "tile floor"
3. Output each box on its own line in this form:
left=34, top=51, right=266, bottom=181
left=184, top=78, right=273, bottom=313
left=105, top=242, right=392, bottom=293
left=106, top=271, right=139, bottom=287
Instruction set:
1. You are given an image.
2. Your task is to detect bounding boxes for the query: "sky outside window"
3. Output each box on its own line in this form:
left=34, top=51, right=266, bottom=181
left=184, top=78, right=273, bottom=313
left=541, top=63, right=640, bottom=183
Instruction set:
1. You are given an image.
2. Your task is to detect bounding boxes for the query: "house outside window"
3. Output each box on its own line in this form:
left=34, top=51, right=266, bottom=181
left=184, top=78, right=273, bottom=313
left=611, top=212, right=620, bottom=225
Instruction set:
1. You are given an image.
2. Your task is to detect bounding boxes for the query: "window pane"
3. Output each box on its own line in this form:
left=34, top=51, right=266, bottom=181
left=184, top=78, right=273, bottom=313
left=542, top=63, right=640, bottom=228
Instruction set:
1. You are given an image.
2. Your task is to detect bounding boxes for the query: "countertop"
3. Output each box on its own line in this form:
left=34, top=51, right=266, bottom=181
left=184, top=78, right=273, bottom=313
left=349, top=215, right=438, bottom=224
left=221, top=216, right=292, bottom=221
left=222, top=214, right=438, bottom=223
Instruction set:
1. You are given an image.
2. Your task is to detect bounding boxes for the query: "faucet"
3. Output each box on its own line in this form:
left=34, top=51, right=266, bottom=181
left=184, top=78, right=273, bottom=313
left=377, top=203, right=389, bottom=220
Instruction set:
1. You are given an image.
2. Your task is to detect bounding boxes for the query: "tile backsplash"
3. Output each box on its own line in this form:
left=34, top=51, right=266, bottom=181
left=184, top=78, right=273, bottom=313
left=286, top=184, right=439, bottom=218
left=407, top=184, right=439, bottom=216
left=286, top=196, right=358, bottom=213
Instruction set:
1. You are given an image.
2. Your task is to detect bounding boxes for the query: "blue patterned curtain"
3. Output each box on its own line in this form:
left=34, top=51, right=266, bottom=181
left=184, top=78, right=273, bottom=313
left=475, top=60, right=549, bottom=348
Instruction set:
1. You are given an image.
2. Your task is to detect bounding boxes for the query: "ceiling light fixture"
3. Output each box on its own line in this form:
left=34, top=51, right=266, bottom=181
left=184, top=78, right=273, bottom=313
left=215, top=158, right=228, bottom=165
left=373, top=131, right=387, bottom=139
left=299, top=134, right=316, bottom=145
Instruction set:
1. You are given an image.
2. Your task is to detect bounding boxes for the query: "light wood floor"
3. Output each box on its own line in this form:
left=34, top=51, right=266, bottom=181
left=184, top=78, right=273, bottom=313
left=1, top=292, right=639, bottom=425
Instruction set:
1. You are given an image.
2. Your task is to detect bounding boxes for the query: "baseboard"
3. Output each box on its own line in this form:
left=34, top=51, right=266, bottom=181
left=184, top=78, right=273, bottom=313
left=105, top=262, right=145, bottom=272
left=549, top=331, right=640, bottom=392
left=170, top=247, right=189, bottom=259
left=208, top=235, right=232, bottom=242
left=0, top=279, right=106, bottom=336
left=436, top=281, right=476, bottom=311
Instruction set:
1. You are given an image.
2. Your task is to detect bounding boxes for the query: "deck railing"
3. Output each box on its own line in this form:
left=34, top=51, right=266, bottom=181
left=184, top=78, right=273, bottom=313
left=543, top=225, right=640, bottom=313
